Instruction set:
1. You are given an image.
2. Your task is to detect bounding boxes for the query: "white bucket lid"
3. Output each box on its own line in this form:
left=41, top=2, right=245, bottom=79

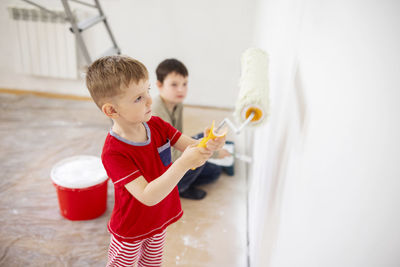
left=51, top=155, right=108, bottom=189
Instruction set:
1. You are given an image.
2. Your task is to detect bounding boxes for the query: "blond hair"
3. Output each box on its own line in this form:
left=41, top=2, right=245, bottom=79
left=86, top=55, right=149, bottom=109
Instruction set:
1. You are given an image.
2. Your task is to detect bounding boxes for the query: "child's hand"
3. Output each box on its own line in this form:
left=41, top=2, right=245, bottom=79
left=180, top=144, right=213, bottom=170
left=206, top=136, right=226, bottom=151
left=203, top=127, right=226, bottom=152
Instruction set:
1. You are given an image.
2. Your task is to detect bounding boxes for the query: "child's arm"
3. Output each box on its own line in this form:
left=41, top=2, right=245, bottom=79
left=173, top=134, right=197, bottom=151
left=174, top=132, right=226, bottom=152
left=125, top=141, right=211, bottom=206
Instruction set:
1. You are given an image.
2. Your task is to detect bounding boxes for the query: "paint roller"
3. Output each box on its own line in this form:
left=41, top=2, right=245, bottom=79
left=196, top=47, right=270, bottom=160
left=216, top=47, right=269, bottom=134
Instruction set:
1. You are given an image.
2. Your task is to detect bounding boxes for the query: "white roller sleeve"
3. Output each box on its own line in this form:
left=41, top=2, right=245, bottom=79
left=234, top=48, right=270, bottom=126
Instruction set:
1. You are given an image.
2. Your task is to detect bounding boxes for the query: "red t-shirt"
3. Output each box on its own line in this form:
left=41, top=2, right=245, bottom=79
left=102, top=116, right=183, bottom=242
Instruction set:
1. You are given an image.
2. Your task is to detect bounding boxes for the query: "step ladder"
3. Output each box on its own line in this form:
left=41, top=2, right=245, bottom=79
left=21, top=0, right=121, bottom=65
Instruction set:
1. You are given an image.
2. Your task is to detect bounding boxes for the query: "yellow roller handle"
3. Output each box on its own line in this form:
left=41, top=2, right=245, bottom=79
left=192, top=120, right=226, bottom=170
left=197, top=120, right=216, bottom=148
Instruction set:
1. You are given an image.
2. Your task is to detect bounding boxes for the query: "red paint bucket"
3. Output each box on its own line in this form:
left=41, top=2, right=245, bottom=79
left=51, top=155, right=109, bottom=220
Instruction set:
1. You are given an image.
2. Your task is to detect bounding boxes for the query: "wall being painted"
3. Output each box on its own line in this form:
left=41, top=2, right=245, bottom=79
left=249, top=0, right=400, bottom=266
left=0, top=0, right=257, bottom=108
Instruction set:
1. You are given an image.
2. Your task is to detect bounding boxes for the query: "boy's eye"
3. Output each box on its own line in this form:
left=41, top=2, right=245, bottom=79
left=135, top=96, right=142, bottom=102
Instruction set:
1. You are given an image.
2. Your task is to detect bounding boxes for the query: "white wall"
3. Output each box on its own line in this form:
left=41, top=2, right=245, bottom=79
left=0, top=0, right=257, bottom=108
left=249, top=0, right=400, bottom=266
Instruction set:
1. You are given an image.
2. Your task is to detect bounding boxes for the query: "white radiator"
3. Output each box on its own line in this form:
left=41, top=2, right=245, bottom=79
left=8, top=7, right=77, bottom=79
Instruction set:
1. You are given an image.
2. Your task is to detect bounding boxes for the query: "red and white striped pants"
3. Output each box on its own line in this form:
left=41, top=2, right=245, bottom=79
left=107, top=229, right=166, bottom=267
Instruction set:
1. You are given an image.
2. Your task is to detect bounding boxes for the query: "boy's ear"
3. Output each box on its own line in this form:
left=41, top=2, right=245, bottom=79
left=156, top=80, right=163, bottom=89
left=101, top=103, right=118, bottom=118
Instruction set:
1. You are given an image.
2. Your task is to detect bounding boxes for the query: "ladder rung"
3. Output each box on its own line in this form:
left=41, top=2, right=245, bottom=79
left=70, top=15, right=106, bottom=33
left=99, top=47, right=120, bottom=58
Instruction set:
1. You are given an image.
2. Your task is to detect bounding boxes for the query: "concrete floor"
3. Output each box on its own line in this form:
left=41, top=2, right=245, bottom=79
left=0, top=92, right=247, bottom=266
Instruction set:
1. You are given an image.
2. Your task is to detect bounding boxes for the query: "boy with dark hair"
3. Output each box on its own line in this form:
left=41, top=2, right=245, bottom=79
left=153, top=58, right=234, bottom=200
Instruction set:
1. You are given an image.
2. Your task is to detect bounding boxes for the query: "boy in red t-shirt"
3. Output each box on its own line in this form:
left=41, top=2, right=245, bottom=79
left=86, top=55, right=225, bottom=266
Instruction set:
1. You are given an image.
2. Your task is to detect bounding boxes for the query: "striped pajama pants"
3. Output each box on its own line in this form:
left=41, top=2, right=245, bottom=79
left=107, top=229, right=166, bottom=267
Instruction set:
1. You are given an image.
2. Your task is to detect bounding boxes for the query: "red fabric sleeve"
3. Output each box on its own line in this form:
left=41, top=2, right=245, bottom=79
left=152, top=116, right=182, bottom=146
left=102, top=152, right=142, bottom=187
